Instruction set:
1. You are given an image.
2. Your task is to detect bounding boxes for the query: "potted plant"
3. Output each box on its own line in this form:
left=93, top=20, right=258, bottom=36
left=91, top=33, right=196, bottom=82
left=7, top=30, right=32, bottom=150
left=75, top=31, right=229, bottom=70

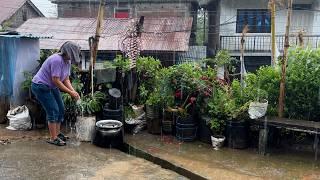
left=225, top=78, right=268, bottom=149
left=207, top=87, right=230, bottom=149
left=135, top=56, right=162, bottom=115
left=204, top=50, right=237, bottom=82
left=75, top=91, right=106, bottom=141
left=164, top=63, right=203, bottom=141
left=145, top=89, right=162, bottom=134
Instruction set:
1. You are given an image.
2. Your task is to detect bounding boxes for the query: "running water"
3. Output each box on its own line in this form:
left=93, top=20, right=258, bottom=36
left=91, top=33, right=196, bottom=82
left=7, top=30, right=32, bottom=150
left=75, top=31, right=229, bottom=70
left=67, top=99, right=83, bottom=146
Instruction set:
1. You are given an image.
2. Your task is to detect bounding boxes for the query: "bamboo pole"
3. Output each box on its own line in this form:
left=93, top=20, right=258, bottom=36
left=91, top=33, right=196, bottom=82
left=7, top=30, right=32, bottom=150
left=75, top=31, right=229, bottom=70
left=270, top=0, right=276, bottom=66
left=278, top=0, right=293, bottom=118
left=90, top=0, right=105, bottom=96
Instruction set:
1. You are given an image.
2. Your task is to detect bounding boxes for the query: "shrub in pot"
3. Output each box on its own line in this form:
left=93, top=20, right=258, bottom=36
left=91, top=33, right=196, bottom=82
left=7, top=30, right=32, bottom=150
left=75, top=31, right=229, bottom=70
left=145, top=90, right=162, bottom=134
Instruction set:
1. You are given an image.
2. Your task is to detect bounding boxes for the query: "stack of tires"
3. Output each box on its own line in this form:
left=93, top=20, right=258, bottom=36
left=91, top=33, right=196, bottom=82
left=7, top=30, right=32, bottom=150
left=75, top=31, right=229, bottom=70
left=93, top=88, right=124, bottom=148
left=102, top=88, right=123, bottom=122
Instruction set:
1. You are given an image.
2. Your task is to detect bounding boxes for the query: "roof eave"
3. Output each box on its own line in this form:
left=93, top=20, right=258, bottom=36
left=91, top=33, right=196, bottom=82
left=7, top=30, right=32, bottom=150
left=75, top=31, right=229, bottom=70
left=26, top=0, right=45, bottom=17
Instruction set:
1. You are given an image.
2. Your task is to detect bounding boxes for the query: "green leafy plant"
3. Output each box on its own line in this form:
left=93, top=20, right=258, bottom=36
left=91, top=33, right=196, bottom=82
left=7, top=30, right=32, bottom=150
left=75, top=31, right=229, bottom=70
left=103, top=61, right=116, bottom=69
left=78, top=91, right=106, bottom=115
left=136, top=56, right=162, bottom=105
left=21, top=72, right=33, bottom=99
left=208, top=87, right=229, bottom=135
left=204, top=50, right=237, bottom=72
left=286, top=48, right=320, bottom=120
left=113, top=55, right=131, bottom=72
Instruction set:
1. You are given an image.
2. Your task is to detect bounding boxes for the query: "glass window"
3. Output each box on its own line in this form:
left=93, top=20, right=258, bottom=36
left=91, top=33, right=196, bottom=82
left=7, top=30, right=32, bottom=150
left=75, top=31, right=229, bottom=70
left=236, top=9, right=271, bottom=33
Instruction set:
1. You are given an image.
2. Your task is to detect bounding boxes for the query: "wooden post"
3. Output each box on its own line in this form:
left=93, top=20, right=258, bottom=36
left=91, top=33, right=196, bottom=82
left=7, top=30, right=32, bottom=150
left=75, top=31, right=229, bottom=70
left=278, top=0, right=293, bottom=118
left=270, top=0, right=276, bottom=66
left=240, top=25, right=249, bottom=88
left=90, top=0, right=105, bottom=96
left=298, top=30, right=304, bottom=48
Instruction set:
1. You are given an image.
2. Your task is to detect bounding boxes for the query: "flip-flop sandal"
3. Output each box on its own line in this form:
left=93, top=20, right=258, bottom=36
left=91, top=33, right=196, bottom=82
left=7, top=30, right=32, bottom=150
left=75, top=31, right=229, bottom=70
left=58, top=133, right=69, bottom=142
left=46, top=138, right=66, bottom=146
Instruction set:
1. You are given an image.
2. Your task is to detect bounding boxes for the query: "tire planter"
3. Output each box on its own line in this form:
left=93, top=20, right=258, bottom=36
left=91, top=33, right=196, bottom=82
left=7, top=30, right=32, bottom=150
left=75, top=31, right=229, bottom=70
left=92, top=120, right=123, bottom=148
left=75, top=116, right=96, bottom=142
left=108, top=88, right=121, bottom=110
left=176, top=116, right=197, bottom=142
left=102, top=103, right=123, bottom=122
left=226, top=120, right=249, bottom=149
left=198, top=115, right=212, bottom=144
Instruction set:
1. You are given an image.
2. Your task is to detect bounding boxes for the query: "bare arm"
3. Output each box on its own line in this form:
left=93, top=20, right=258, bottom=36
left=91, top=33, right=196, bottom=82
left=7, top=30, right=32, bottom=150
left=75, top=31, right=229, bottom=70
left=52, top=77, right=79, bottom=99
left=63, top=76, right=75, bottom=92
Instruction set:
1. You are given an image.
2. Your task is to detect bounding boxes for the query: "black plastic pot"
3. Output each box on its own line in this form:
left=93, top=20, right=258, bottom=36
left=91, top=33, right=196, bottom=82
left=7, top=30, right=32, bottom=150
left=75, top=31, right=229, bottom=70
left=176, top=116, right=197, bottom=142
left=226, top=120, right=249, bottom=149
left=198, top=115, right=212, bottom=144
left=146, top=105, right=160, bottom=120
left=92, top=120, right=123, bottom=148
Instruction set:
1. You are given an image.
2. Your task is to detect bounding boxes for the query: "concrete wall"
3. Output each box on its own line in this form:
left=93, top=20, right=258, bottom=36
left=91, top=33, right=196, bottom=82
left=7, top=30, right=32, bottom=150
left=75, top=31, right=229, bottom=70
left=4, top=2, right=42, bottom=29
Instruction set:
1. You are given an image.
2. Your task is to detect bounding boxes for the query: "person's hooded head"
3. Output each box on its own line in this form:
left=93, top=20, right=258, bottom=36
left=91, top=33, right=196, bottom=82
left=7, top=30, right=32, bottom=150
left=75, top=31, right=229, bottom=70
left=59, top=41, right=81, bottom=64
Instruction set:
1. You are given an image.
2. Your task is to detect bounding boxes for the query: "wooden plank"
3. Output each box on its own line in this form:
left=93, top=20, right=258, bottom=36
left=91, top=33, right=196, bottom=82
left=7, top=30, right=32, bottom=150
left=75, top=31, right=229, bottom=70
left=252, top=117, right=320, bottom=133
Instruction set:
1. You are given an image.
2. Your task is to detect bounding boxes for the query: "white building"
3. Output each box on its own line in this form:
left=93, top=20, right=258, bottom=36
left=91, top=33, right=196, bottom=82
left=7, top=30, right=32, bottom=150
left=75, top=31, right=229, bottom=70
left=218, top=0, right=320, bottom=71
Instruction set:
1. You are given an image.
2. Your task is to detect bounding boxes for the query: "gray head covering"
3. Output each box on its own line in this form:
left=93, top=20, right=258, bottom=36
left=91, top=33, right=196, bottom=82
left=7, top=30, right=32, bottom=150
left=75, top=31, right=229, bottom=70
left=60, top=41, right=81, bottom=63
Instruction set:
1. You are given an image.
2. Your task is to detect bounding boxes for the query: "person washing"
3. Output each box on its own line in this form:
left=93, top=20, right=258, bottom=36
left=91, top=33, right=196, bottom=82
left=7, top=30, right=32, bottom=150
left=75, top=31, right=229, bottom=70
left=31, top=41, right=81, bottom=146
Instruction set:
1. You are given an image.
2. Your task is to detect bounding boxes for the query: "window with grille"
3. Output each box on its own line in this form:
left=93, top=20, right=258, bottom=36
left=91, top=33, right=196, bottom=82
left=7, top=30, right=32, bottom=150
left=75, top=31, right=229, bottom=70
left=236, top=9, right=271, bottom=33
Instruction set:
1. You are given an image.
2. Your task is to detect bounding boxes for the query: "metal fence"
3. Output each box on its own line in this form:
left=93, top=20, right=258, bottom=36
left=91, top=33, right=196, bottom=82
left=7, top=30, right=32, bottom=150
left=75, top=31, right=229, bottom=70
left=220, top=35, right=320, bottom=52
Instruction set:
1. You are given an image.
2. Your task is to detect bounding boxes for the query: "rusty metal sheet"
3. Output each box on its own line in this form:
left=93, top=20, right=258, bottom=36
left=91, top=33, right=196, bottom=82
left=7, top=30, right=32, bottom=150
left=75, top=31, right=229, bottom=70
left=17, top=17, right=192, bottom=51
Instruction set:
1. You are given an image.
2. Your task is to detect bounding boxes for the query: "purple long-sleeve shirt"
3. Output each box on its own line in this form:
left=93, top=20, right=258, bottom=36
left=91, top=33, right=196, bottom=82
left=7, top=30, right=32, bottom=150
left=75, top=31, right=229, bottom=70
left=32, top=54, right=71, bottom=88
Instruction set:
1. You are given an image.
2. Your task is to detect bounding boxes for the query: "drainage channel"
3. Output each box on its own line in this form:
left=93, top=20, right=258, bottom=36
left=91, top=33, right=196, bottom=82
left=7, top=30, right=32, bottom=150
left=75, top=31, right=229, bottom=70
left=118, top=142, right=207, bottom=180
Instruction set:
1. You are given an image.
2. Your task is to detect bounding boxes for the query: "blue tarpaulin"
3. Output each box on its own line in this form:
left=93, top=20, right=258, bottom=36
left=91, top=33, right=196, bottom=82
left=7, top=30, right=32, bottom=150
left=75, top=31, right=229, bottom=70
left=0, top=36, right=19, bottom=96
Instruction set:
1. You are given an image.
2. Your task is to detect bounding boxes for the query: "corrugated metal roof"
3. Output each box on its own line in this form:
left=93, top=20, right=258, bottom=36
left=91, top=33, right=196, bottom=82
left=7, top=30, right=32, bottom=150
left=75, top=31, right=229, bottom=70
left=0, top=0, right=44, bottom=25
left=16, top=17, right=192, bottom=51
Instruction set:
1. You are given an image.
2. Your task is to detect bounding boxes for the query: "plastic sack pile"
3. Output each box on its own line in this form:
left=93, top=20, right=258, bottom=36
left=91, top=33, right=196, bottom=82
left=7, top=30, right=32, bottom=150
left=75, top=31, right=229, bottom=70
left=6, top=105, right=32, bottom=130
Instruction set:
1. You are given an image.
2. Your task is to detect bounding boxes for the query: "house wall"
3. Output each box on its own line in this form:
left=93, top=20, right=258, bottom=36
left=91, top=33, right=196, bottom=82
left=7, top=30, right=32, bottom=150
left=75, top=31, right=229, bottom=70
left=56, top=2, right=195, bottom=18
left=219, top=0, right=316, bottom=36
left=219, top=0, right=319, bottom=55
left=4, top=2, right=42, bottom=29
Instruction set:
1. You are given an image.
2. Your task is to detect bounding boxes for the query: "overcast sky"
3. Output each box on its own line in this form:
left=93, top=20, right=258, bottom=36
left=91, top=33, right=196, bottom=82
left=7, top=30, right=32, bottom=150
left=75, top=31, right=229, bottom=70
left=30, top=0, right=57, bottom=17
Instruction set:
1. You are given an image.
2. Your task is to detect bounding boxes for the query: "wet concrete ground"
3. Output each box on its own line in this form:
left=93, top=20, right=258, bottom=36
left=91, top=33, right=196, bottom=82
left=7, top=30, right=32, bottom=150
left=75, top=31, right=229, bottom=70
left=0, top=141, right=186, bottom=180
left=0, top=125, right=186, bottom=180
left=125, top=132, right=320, bottom=180
left=3, top=124, right=320, bottom=179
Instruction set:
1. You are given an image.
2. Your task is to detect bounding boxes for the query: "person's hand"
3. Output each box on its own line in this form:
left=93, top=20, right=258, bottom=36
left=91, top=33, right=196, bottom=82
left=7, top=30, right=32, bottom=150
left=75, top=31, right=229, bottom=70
left=69, top=91, right=80, bottom=100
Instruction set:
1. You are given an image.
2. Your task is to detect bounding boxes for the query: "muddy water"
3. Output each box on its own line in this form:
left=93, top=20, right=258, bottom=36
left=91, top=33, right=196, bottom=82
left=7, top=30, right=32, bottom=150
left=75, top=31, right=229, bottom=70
left=0, top=141, right=186, bottom=180
left=126, top=133, right=320, bottom=180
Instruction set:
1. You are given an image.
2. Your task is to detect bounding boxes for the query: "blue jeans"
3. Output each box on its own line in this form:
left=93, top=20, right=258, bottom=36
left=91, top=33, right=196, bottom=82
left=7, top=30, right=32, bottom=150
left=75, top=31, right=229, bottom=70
left=31, top=83, right=64, bottom=123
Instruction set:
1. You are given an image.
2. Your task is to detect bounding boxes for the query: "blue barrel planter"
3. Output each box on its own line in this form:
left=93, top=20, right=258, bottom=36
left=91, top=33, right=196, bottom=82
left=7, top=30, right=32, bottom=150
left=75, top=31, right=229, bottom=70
left=176, top=116, right=198, bottom=142
left=226, top=120, right=249, bottom=149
